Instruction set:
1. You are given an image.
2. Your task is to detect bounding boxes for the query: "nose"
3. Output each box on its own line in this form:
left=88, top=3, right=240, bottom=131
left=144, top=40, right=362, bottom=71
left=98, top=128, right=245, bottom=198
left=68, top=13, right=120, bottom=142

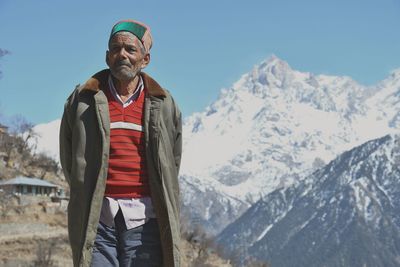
left=117, top=47, right=128, bottom=59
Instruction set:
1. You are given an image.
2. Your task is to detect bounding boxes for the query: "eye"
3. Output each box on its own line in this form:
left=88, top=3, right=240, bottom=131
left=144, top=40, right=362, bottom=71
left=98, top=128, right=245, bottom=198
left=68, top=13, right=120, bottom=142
left=110, top=46, right=121, bottom=53
left=127, top=47, right=136, bottom=54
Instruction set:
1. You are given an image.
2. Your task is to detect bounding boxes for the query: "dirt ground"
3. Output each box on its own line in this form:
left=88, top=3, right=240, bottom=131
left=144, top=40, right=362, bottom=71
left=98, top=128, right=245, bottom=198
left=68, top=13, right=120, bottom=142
left=0, top=202, right=232, bottom=267
left=0, top=204, right=72, bottom=267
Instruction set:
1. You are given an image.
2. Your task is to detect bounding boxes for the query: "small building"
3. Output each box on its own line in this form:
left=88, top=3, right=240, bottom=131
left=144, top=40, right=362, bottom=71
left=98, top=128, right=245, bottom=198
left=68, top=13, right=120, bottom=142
left=0, top=176, right=58, bottom=196
left=0, top=123, right=8, bottom=134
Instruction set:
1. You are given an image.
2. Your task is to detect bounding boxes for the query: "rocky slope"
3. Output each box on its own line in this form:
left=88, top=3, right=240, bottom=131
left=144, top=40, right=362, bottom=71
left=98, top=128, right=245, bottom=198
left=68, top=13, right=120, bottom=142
left=218, top=134, right=400, bottom=267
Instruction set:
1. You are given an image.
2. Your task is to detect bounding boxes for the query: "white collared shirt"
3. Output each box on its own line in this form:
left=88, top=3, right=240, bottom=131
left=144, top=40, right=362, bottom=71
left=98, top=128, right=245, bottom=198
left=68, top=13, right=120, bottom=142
left=100, top=197, right=156, bottom=229
left=107, top=74, right=144, bottom=108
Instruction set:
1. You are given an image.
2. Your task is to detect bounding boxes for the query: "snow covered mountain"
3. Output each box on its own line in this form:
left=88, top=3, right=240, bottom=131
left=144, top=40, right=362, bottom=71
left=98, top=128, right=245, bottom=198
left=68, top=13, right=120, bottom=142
left=217, top=134, right=400, bottom=267
left=180, top=55, right=400, bottom=234
left=33, top=56, right=400, bottom=236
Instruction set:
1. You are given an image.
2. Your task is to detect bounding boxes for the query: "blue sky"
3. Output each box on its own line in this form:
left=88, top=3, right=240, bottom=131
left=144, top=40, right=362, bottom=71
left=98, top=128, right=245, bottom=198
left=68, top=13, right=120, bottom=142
left=0, top=0, right=399, bottom=125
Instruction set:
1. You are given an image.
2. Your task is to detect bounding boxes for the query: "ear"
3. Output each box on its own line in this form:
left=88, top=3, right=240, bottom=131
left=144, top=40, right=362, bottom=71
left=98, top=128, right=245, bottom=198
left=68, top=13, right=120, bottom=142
left=105, top=50, right=110, bottom=67
left=141, top=53, right=151, bottom=69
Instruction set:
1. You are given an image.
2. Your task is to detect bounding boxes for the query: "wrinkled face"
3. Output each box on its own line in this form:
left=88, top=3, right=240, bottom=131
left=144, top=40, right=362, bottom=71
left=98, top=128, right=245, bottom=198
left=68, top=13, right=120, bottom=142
left=106, top=32, right=150, bottom=81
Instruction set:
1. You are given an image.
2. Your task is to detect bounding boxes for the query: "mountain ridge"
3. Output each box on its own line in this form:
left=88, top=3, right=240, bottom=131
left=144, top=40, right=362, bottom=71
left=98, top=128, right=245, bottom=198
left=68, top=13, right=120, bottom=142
left=218, top=134, right=400, bottom=266
left=32, top=56, right=400, bottom=235
left=180, top=55, right=399, bottom=233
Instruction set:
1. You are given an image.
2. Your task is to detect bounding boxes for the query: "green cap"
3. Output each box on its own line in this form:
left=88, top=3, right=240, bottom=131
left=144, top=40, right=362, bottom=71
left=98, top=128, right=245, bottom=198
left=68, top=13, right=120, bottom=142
left=109, top=20, right=153, bottom=52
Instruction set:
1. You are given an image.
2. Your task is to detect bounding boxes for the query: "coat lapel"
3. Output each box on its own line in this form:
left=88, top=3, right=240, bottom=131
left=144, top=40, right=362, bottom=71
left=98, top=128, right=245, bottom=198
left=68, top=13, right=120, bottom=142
left=79, top=69, right=167, bottom=142
left=80, top=69, right=167, bottom=98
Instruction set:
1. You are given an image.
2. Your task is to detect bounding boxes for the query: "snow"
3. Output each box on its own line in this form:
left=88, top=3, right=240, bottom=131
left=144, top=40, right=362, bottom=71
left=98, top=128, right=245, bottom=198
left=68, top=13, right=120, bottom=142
left=256, top=224, right=273, bottom=242
left=33, top=56, right=400, bottom=230
left=31, top=119, right=61, bottom=161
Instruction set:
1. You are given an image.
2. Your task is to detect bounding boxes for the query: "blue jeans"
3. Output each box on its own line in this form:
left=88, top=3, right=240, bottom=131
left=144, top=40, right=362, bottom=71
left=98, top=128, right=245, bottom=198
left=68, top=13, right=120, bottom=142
left=91, top=209, right=162, bottom=267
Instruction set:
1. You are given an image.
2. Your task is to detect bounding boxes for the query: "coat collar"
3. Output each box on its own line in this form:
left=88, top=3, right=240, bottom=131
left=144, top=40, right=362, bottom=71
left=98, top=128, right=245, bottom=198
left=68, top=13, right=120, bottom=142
left=79, top=69, right=167, bottom=97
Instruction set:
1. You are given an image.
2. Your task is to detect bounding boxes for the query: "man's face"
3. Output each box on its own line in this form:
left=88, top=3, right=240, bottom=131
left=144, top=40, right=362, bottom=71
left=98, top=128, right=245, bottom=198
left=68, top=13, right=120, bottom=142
left=106, top=32, right=150, bottom=81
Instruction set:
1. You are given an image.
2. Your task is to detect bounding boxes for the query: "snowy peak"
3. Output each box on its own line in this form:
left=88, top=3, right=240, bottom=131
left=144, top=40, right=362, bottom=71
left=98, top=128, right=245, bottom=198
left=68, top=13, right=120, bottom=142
left=254, top=55, right=293, bottom=83
left=388, top=68, right=400, bottom=81
left=229, top=56, right=365, bottom=116
left=372, top=68, right=400, bottom=93
left=240, top=55, right=296, bottom=96
left=363, top=69, right=400, bottom=130
left=180, top=55, right=400, bottom=234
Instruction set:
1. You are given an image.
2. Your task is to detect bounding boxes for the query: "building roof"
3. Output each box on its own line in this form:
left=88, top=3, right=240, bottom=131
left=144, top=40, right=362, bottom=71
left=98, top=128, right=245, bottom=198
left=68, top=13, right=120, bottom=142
left=0, top=177, right=58, bottom=188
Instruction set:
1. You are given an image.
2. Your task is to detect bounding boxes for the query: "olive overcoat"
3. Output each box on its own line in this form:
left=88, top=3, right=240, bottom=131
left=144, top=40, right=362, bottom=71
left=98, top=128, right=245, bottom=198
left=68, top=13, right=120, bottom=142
left=59, top=69, right=182, bottom=267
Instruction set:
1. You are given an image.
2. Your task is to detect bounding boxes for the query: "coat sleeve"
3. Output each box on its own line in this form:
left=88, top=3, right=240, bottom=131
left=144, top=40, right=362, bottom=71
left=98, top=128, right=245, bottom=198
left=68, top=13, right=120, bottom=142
left=59, top=92, right=75, bottom=186
left=172, top=97, right=183, bottom=174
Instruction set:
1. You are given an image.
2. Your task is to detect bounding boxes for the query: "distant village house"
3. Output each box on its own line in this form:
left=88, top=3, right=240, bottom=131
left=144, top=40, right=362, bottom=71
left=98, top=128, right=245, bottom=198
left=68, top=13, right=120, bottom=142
left=0, top=176, right=58, bottom=196
left=0, top=123, right=9, bottom=161
left=0, top=123, right=8, bottom=134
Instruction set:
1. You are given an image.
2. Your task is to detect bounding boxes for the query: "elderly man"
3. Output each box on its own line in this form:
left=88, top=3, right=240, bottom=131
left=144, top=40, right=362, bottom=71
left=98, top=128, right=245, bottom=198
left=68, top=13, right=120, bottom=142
left=60, top=19, right=182, bottom=267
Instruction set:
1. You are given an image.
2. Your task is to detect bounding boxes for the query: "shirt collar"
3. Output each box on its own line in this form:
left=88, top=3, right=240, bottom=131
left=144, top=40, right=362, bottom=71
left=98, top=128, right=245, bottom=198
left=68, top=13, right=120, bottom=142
left=108, top=74, right=144, bottom=107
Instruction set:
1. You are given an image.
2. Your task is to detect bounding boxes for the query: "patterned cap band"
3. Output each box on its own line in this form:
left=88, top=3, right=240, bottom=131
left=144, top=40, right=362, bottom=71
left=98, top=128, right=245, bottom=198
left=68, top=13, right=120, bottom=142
left=111, top=21, right=146, bottom=40
left=109, top=20, right=153, bottom=53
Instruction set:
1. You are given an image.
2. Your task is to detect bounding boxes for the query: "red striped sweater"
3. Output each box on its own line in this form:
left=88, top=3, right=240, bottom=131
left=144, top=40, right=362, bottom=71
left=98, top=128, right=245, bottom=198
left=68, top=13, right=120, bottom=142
left=104, top=83, right=150, bottom=198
